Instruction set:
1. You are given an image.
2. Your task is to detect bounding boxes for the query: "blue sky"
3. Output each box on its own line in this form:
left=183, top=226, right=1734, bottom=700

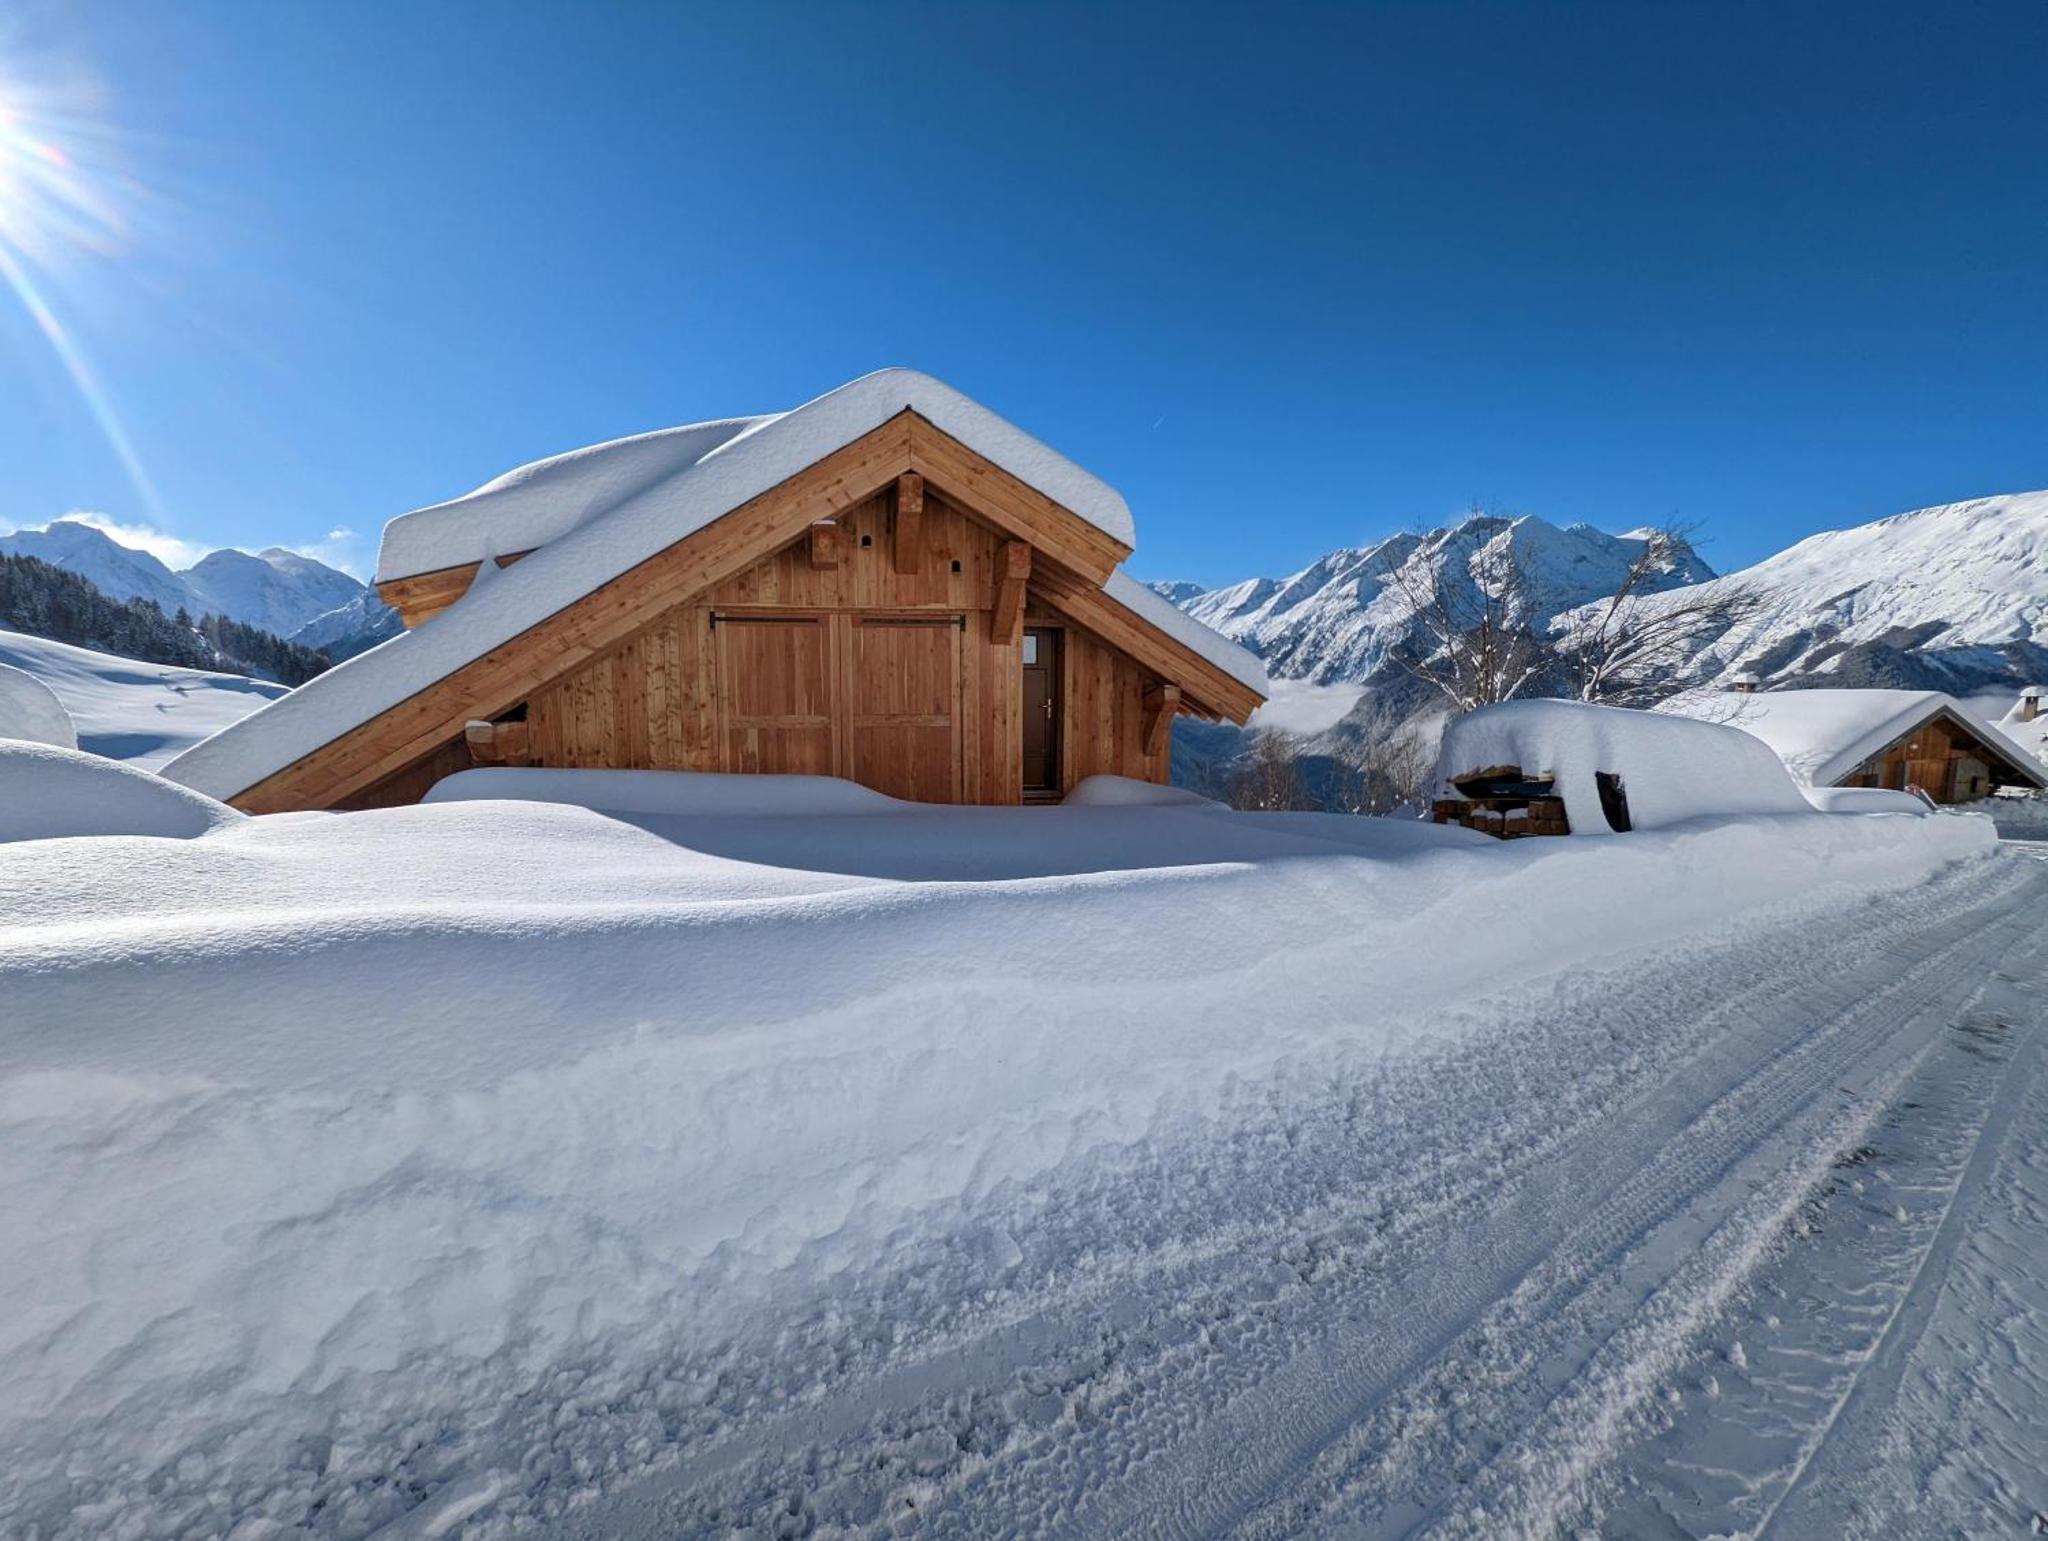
left=1, top=1, right=2044, bottom=585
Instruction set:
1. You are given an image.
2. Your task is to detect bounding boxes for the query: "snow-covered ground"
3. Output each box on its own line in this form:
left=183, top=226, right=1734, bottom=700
left=3, top=759, right=2040, bottom=1539
left=0, top=628, right=286, bottom=768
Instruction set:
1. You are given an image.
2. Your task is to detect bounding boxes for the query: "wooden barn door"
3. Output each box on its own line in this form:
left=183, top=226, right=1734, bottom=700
left=715, top=614, right=836, bottom=776
left=844, top=615, right=962, bottom=802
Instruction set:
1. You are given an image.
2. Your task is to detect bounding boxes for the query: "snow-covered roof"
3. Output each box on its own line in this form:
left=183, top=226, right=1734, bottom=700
left=1997, top=697, right=2048, bottom=771
left=375, top=370, right=1133, bottom=582
left=1664, top=688, right=2047, bottom=790
left=1102, top=571, right=1267, bottom=695
left=163, top=370, right=1261, bottom=800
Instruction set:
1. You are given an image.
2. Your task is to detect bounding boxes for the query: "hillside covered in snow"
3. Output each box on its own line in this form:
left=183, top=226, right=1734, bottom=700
left=0, top=628, right=286, bottom=768
left=1607, top=490, right=2048, bottom=694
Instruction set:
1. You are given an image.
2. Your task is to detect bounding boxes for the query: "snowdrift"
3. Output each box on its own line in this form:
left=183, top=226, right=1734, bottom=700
left=426, top=765, right=913, bottom=817
left=0, top=662, right=75, bottom=749
left=0, top=739, right=241, bottom=843
left=0, top=782, right=1994, bottom=1535
left=1436, top=699, right=1813, bottom=833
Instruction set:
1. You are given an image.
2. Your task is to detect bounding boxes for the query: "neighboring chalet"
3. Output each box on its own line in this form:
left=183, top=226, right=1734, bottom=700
left=162, top=371, right=1268, bottom=812
left=1678, top=687, right=2047, bottom=804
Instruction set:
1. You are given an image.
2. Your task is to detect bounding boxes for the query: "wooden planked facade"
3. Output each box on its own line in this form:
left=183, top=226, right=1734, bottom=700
left=1833, top=710, right=2018, bottom=804
left=266, top=414, right=1253, bottom=814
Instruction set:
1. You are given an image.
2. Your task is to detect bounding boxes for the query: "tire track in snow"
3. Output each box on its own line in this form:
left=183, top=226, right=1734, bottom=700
left=1409, top=921, right=2048, bottom=1539
left=940, top=862, right=2046, bottom=1540
left=1580, top=882, right=2048, bottom=1540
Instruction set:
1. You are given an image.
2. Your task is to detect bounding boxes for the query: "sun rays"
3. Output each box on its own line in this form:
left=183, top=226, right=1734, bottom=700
left=0, top=62, right=166, bottom=520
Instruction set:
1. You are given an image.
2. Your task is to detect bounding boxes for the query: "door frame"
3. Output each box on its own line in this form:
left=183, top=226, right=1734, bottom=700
left=1022, top=624, right=1062, bottom=801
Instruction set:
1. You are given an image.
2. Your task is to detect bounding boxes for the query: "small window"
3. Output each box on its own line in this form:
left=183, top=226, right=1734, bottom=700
left=1022, top=634, right=1039, bottom=664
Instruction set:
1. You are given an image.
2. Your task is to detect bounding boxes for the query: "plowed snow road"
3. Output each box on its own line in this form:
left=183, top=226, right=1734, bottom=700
left=538, top=845, right=2048, bottom=1541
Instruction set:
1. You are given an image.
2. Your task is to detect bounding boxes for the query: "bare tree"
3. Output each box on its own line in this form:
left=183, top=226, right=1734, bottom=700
left=1381, top=516, right=1553, bottom=711
left=1555, top=525, right=1764, bottom=708
left=1327, top=700, right=1438, bottom=815
left=1229, top=729, right=1318, bottom=811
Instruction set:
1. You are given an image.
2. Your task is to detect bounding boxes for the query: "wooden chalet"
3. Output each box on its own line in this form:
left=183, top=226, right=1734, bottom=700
left=163, top=371, right=1267, bottom=812
left=1700, top=687, right=2048, bottom=804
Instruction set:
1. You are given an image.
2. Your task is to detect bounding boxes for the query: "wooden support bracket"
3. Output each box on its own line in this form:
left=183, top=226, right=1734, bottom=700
left=991, top=540, right=1032, bottom=645
left=1142, top=683, right=1181, bottom=758
left=464, top=718, right=532, bottom=767
left=893, top=472, right=924, bottom=575
left=808, top=520, right=846, bottom=568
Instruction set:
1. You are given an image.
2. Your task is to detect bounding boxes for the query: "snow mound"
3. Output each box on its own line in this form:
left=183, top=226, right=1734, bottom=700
left=0, top=739, right=242, bottom=843
left=1063, top=774, right=1224, bottom=808
left=0, top=662, right=76, bottom=749
left=424, top=767, right=912, bottom=817
left=1805, top=786, right=1932, bottom=816
left=1436, top=700, right=1812, bottom=833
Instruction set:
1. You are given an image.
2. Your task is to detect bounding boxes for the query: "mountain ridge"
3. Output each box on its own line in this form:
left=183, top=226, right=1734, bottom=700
left=1154, top=491, right=2048, bottom=705
left=0, top=519, right=399, bottom=659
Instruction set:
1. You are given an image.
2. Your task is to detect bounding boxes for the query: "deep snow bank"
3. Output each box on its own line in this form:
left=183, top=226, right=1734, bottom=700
left=0, top=790, right=1993, bottom=1535
left=0, top=662, right=76, bottom=749
left=0, top=739, right=241, bottom=843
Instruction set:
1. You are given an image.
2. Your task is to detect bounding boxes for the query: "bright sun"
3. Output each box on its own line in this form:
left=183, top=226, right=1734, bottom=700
left=0, top=64, right=166, bottom=519
left=0, top=74, right=124, bottom=265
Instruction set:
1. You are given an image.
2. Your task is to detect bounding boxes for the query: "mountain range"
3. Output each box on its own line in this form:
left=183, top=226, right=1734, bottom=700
left=0, top=520, right=401, bottom=659
left=1157, top=489, right=2048, bottom=713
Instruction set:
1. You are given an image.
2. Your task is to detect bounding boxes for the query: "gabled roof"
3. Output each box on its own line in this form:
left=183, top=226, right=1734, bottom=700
left=376, top=370, right=1135, bottom=583
left=1666, top=688, right=2047, bottom=790
left=162, top=370, right=1265, bottom=804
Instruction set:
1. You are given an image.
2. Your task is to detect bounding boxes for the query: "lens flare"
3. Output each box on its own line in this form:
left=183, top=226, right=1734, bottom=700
left=0, top=68, right=164, bottom=519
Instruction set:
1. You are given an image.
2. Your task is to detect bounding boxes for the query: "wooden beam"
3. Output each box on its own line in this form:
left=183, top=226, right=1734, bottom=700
left=1142, top=683, right=1181, bottom=758
left=991, top=540, right=1031, bottom=646
left=893, top=472, right=924, bottom=575
left=377, top=551, right=532, bottom=629
left=1030, top=561, right=1265, bottom=724
left=808, top=519, right=846, bottom=568
left=464, top=718, right=532, bottom=767
left=906, top=413, right=1129, bottom=585
left=229, top=414, right=917, bottom=811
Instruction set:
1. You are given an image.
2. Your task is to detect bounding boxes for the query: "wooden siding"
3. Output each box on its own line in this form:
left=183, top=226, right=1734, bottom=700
left=1055, top=618, right=1173, bottom=789
left=1837, top=710, right=2035, bottom=804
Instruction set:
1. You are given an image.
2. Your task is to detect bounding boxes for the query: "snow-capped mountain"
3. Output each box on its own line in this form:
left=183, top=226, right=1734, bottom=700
left=1615, top=490, right=2048, bottom=694
left=1168, top=514, right=1715, bottom=685
left=0, top=518, right=398, bottom=653
left=289, top=589, right=403, bottom=659
left=0, top=521, right=199, bottom=616
left=1163, top=491, right=2048, bottom=704
left=183, top=547, right=366, bottom=637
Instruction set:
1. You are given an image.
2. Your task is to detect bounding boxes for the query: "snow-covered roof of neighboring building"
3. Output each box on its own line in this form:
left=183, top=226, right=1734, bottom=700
left=1998, top=696, right=2048, bottom=771
left=163, top=370, right=1263, bottom=801
left=1663, top=688, right=2047, bottom=790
